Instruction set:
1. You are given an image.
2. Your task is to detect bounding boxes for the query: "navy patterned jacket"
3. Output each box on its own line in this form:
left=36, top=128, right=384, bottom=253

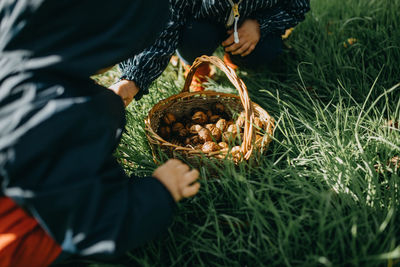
left=120, top=0, right=310, bottom=100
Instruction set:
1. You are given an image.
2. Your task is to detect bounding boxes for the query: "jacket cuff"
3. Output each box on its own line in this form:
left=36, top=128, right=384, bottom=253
left=119, top=64, right=152, bottom=101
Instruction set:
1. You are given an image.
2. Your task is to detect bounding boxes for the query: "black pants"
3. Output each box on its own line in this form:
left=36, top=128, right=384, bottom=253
left=177, top=18, right=283, bottom=68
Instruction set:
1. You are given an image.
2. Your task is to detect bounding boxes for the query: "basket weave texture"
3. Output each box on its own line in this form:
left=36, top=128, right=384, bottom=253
left=145, top=55, right=275, bottom=164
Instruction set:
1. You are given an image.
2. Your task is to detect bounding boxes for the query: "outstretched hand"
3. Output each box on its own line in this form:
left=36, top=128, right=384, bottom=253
left=222, top=19, right=260, bottom=57
left=109, top=79, right=139, bottom=107
left=153, top=159, right=200, bottom=202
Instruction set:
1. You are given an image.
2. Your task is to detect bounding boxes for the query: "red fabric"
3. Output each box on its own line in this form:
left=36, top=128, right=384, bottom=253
left=0, top=197, right=61, bottom=267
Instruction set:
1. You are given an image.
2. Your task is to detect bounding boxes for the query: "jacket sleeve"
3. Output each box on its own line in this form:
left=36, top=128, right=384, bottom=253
left=3, top=85, right=176, bottom=260
left=255, top=0, right=310, bottom=39
left=119, top=0, right=190, bottom=100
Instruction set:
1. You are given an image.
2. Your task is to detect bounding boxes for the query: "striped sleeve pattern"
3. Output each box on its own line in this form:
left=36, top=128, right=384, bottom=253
left=119, top=0, right=310, bottom=100
left=256, top=0, right=310, bottom=38
left=119, top=0, right=190, bottom=100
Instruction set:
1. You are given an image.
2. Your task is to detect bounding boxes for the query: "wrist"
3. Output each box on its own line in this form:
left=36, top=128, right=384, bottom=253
left=121, top=79, right=139, bottom=97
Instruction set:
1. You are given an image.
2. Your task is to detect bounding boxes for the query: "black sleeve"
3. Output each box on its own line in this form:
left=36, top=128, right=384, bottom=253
left=254, top=0, right=310, bottom=39
left=118, top=0, right=190, bottom=100
left=1, top=78, right=175, bottom=260
left=1, top=0, right=175, bottom=259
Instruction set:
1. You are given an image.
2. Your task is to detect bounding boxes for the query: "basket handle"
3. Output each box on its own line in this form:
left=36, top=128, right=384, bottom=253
left=182, top=55, right=255, bottom=160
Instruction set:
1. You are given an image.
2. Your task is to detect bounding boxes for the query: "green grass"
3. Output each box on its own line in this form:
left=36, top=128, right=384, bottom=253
left=89, top=0, right=400, bottom=266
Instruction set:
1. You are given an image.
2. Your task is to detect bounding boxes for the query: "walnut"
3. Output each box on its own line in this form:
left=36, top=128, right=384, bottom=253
left=235, top=111, right=246, bottom=128
left=214, top=103, right=225, bottom=114
left=209, top=115, right=221, bottom=123
left=207, top=125, right=222, bottom=142
left=223, top=125, right=238, bottom=143
left=226, top=124, right=238, bottom=134
left=231, top=146, right=242, bottom=160
left=190, top=135, right=201, bottom=145
left=159, top=126, right=171, bottom=139
left=178, top=128, right=189, bottom=138
left=185, top=122, right=194, bottom=131
left=205, top=124, right=213, bottom=130
left=185, top=137, right=192, bottom=145
left=172, top=122, right=185, bottom=133
left=202, top=141, right=220, bottom=153
left=253, top=117, right=264, bottom=129
left=198, top=128, right=212, bottom=143
left=192, top=111, right=208, bottom=124
left=189, top=124, right=203, bottom=134
left=218, top=142, right=229, bottom=150
left=195, top=144, right=203, bottom=150
left=255, top=134, right=264, bottom=144
left=216, top=119, right=227, bottom=131
left=163, top=113, right=176, bottom=125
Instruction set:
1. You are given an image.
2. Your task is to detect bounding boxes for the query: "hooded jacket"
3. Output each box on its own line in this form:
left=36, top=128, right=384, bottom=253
left=0, top=0, right=174, bottom=260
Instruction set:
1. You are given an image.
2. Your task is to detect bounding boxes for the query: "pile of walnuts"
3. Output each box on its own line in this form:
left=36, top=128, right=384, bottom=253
left=157, top=103, right=265, bottom=156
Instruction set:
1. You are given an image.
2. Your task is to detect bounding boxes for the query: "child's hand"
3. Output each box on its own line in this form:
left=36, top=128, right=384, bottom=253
left=153, top=159, right=200, bottom=202
left=222, top=19, right=260, bottom=57
left=109, top=79, right=139, bottom=106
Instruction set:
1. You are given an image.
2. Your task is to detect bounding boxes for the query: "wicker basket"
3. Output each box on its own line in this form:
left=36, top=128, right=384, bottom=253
left=145, top=55, right=274, bottom=165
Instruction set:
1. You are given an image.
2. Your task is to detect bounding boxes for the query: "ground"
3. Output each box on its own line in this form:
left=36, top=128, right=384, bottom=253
left=82, top=0, right=399, bottom=266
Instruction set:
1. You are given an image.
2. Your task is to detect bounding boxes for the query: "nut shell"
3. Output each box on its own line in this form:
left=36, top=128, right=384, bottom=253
left=236, top=111, right=246, bottom=128
left=253, top=117, right=264, bottom=129
left=216, top=119, right=227, bottom=131
left=209, top=115, right=221, bottom=123
left=172, top=122, right=185, bottom=133
left=202, top=141, right=220, bottom=153
left=207, top=125, right=222, bottom=142
left=192, top=111, right=208, bottom=124
left=159, top=126, right=171, bottom=139
left=226, top=124, right=238, bottom=134
left=218, top=142, right=229, bottom=150
left=163, top=113, right=176, bottom=125
left=178, top=128, right=189, bottom=138
left=189, top=124, right=203, bottom=134
left=190, top=135, right=201, bottom=145
left=198, top=128, right=212, bottom=143
left=214, top=103, right=225, bottom=114
left=255, top=134, right=264, bottom=144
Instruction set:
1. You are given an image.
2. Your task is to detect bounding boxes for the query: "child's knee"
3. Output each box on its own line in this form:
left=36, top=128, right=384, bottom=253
left=231, top=35, right=283, bottom=69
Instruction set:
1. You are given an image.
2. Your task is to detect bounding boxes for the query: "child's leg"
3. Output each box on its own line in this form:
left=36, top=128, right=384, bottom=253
left=176, top=19, right=225, bottom=65
left=176, top=19, right=225, bottom=91
left=228, top=33, right=283, bottom=69
left=0, top=197, right=61, bottom=267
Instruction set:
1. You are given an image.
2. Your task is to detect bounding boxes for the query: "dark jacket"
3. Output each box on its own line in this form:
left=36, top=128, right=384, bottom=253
left=0, top=0, right=174, bottom=260
left=119, top=0, right=310, bottom=100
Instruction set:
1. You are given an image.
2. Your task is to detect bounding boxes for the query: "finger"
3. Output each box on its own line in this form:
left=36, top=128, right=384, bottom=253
left=232, top=42, right=250, bottom=55
left=182, top=182, right=200, bottom=198
left=241, top=44, right=256, bottom=57
left=167, top=159, right=182, bottom=166
left=225, top=42, right=242, bottom=53
left=227, top=29, right=233, bottom=35
left=183, top=169, right=199, bottom=184
left=222, top=34, right=234, bottom=47
left=123, top=98, right=129, bottom=106
left=176, top=163, right=190, bottom=173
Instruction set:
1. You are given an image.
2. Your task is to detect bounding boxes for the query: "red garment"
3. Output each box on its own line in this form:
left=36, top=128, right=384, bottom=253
left=0, top=197, right=61, bottom=267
